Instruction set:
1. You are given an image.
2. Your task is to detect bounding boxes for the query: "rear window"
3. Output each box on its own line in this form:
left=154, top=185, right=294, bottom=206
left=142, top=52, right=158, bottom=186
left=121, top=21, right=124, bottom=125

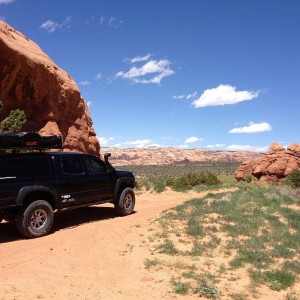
left=0, top=156, right=51, bottom=179
left=60, top=158, right=84, bottom=174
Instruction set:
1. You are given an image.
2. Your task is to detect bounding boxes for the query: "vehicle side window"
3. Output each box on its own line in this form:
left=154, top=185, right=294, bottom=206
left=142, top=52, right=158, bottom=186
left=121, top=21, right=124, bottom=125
left=84, top=157, right=107, bottom=174
left=0, top=156, right=50, bottom=178
left=61, top=158, right=84, bottom=174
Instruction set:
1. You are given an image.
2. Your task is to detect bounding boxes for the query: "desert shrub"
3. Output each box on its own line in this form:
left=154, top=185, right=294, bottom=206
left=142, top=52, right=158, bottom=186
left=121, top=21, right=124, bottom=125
left=136, top=178, right=151, bottom=191
left=168, top=172, right=220, bottom=190
left=285, top=170, right=300, bottom=188
left=245, top=174, right=253, bottom=183
left=135, top=177, right=166, bottom=192
left=153, top=181, right=166, bottom=193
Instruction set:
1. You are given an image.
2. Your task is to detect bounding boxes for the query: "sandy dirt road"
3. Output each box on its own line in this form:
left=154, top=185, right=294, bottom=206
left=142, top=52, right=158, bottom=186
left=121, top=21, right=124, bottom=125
left=0, top=189, right=215, bottom=300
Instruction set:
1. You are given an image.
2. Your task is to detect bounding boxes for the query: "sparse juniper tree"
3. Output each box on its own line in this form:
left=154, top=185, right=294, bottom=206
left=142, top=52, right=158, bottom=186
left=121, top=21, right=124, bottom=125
left=285, top=169, right=300, bottom=188
left=0, top=101, right=27, bottom=132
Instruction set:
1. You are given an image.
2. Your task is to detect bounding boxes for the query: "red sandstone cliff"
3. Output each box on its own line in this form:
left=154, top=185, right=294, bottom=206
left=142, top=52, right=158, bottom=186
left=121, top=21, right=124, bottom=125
left=0, top=21, right=100, bottom=155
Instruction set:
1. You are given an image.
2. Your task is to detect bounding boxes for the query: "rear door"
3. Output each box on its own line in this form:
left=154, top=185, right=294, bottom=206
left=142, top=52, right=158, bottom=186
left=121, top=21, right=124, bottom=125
left=56, top=155, right=91, bottom=207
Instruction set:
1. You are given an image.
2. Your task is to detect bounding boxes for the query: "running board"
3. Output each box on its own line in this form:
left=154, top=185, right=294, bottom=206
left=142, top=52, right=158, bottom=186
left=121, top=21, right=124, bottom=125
left=59, top=200, right=113, bottom=211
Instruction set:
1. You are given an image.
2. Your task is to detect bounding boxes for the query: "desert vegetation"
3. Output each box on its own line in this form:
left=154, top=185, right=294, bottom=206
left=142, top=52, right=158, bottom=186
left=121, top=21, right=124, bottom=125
left=285, top=170, right=300, bottom=189
left=126, top=162, right=300, bottom=298
left=144, top=184, right=300, bottom=299
left=120, top=162, right=238, bottom=192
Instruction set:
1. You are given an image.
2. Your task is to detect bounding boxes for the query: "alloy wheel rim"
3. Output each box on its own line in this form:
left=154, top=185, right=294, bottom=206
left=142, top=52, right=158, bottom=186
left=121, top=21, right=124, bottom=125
left=124, top=194, right=133, bottom=209
left=30, top=209, right=47, bottom=229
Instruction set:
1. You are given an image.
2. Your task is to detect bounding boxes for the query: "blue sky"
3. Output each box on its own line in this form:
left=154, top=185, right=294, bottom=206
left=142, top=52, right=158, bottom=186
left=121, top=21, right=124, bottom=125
left=1, top=0, right=299, bottom=151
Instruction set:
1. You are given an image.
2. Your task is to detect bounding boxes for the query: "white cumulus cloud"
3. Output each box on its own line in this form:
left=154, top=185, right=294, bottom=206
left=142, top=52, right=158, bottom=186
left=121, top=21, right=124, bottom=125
left=207, top=144, right=226, bottom=148
left=226, top=145, right=268, bottom=152
left=178, top=144, right=188, bottom=149
left=192, top=84, right=260, bottom=108
left=124, top=139, right=152, bottom=148
left=229, top=122, right=272, bottom=133
left=185, top=136, right=203, bottom=143
left=116, top=55, right=174, bottom=85
left=112, top=143, right=122, bottom=148
left=98, top=137, right=115, bottom=146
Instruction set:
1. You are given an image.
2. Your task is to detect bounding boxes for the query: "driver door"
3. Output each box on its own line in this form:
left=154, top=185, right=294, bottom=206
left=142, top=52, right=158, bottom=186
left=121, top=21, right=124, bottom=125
left=83, top=156, right=115, bottom=202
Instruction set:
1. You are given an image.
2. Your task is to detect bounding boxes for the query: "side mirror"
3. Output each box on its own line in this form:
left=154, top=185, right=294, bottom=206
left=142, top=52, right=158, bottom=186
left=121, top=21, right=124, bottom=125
left=104, top=153, right=115, bottom=173
left=104, top=153, right=111, bottom=164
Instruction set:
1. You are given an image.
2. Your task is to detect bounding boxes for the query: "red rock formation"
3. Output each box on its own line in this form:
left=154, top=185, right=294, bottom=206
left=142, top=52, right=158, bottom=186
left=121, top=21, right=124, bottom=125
left=0, top=21, right=100, bottom=155
left=235, top=143, right=300, bottom=183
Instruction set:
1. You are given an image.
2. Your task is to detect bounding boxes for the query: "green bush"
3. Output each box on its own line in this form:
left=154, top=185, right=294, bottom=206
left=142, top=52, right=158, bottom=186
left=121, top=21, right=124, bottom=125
left=136, top=178, right=151, bottom=191
left=153, top=181, right=166, bottom=193
left=245, top=174, right=253, bottom=183
left=285, top=170, right=300, bottom=188
left=168, top=172, right=220, bottom=190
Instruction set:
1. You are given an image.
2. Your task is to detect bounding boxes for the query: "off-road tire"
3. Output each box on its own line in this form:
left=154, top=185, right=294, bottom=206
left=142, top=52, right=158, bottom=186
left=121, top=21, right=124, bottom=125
left=114, top=187, right=135, bottom=216
left=16, top=200, right=54, bottom=238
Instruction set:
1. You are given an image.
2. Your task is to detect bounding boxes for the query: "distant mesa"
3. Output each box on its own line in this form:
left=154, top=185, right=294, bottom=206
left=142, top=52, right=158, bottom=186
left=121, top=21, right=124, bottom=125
left=102, top=146, right=263, bottom=166
left=235, top=143, right=300, bottom=183
left=0, top=21, right=100, bottom=155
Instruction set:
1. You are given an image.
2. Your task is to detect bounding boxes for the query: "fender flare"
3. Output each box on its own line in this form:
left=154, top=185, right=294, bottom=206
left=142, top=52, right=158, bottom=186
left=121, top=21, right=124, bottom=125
left=114, top=177, right=135, bottom=202
left=16, top=186, right=58, bottom=206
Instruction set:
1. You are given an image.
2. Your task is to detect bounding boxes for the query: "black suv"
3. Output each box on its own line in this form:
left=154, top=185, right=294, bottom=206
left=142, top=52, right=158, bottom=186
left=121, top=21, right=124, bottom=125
left=0, top=133, right=136, bottom=238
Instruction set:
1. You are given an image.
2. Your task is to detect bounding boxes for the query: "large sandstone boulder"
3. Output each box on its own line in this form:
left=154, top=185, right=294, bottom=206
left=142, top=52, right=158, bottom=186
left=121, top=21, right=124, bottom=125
left=0, top=21, right=100, bottom=155
left=235, top=143, right=300, bottom=183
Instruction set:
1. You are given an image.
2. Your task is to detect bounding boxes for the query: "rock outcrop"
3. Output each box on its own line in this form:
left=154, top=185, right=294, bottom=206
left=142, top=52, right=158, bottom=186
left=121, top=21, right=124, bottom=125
left=235, top=143, right=300, bottom=183
left=0, top=21, right=100, bottom=155
left=234, top=161, right=255, bottom=181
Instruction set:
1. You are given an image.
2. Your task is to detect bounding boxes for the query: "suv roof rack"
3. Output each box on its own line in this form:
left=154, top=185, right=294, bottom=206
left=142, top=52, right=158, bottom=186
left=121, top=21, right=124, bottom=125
left=0, top=132, right=62, bottom=150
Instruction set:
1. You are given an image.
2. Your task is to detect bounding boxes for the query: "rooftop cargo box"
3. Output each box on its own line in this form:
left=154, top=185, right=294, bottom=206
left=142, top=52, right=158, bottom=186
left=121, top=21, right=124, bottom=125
left=0, top=132, right=62, bottom=150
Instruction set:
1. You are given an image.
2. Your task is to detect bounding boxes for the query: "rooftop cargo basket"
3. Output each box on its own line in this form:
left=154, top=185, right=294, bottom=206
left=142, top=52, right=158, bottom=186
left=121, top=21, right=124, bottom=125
left=0, top=132, right=62, bottom=150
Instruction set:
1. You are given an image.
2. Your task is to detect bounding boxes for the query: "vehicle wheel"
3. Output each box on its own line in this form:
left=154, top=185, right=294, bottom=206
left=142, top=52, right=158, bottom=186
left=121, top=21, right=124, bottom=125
left=16, top=200, right=54, bottom=238
left=114, top=187, right=135, bottom=216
